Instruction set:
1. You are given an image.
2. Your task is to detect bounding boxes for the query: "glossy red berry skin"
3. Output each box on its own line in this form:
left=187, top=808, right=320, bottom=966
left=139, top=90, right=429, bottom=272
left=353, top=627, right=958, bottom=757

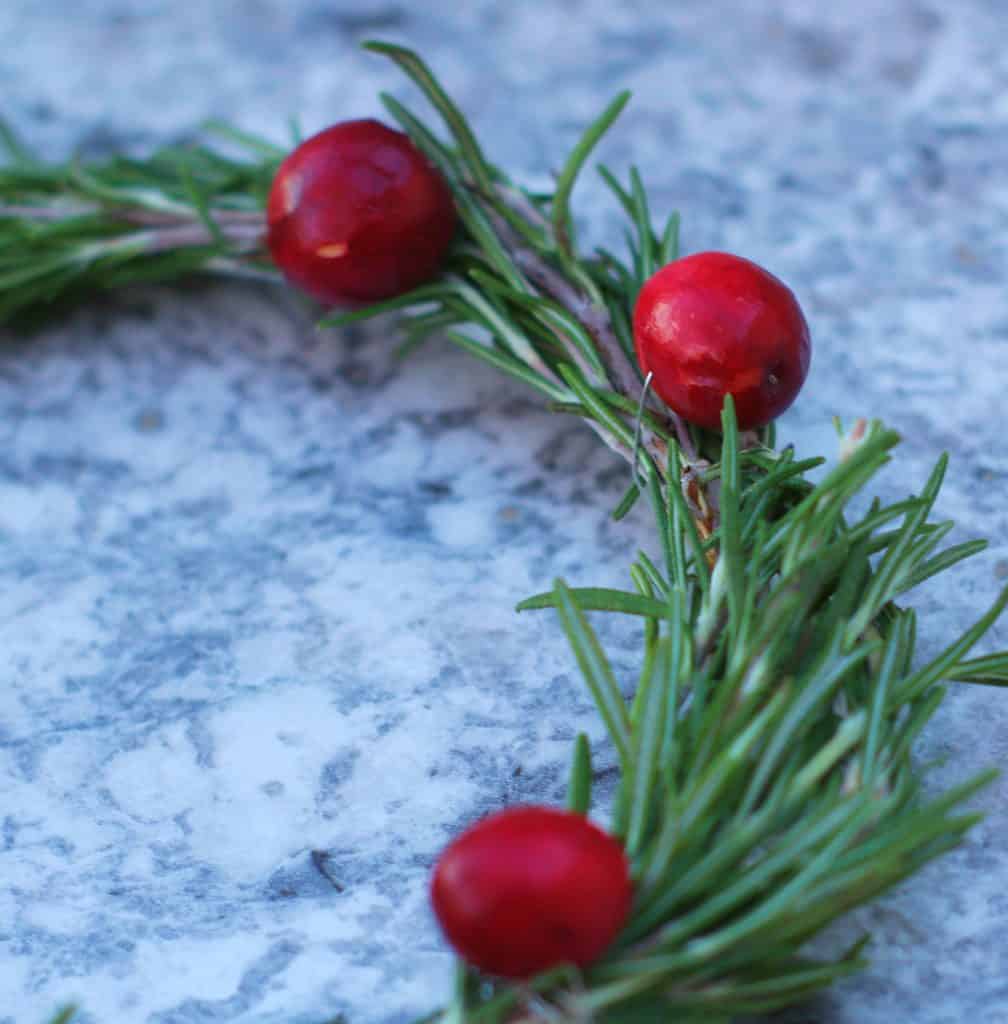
left=430, top=805, right=632, bottom=979
left=266, top=119, right=455, bottom=305
left=633, top=252, right=811, bottom=430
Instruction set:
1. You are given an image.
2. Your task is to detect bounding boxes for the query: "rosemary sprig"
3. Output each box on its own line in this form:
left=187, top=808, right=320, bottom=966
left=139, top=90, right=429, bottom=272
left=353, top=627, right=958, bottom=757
left=342, top=45, right=1008, bottom=1023
left=0, top=122, right=280, bottom=327
left=8, top=40, right=1008, bottom=1024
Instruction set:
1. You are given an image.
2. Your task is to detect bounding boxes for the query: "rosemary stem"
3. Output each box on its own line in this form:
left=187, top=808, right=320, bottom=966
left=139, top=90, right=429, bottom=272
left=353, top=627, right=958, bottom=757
left=0, top=202, right=98, bottom=221
left=125, top=220, right=265, bottom=253
left=500, top=229, right=698, bottom=465
left=1, top=203, right=267, bottom=246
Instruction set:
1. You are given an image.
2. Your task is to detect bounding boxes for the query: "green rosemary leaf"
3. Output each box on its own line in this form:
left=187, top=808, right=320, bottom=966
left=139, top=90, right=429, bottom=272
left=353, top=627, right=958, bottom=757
left=547, top=400, right=586, bottom=416
left=446, top=959, right=469, bottom=1023
left=567, top=733, right=593, bottom=814
left=628, top=167, right=655, bottom=282
left=718, top=398, right=745, bottom=643
left=638, top=688, right=790, bottom=899
left=623, top=226, right=644, bottom=288
left=606, top=291, right=639, bottom=367
left=533, top=302, right=609, bottom=379
left=594, top=1005, right=731, bottom=1024
left=848, top=455, right=949, bottom=636
left=906, top=516, right=956, bottom=561
left=319, top=285, right=447, bottom=328
left=178, top=160, right=226, bottom=248
left=611, top=482, right=641, bottom=521
left=100, top=246, right=223, bottom=286
left=628, top=563, right=657, bottom=607
left=947, top=651, right=1008, bottom=686
left=666, top=461, right=711, bottom=592
left=773, top=422, right=899, bottom=566
left=740, top=453, right=824, bottom=519
left=364, top=41, right=496, bottom=192
left=884, top=687, right=947, bottom=768
left=450, top=189, right=528, bottom=290
left=847, top=769, right=995, bottom=875
left=658, top=210, right=681, bottom=264
left=620, top=785, right=787, bottom=944
left=674, top=799, right=875, bottom=967
left=624, top=638, right=671, bottom=855
left=398, top=307, right=461, bottom=342
left=645, top=467, right=677, bottom=587
left=686, top=970, right=863, bottom=1015
left=593, top=242, right=638, bottom=297
left=68, top=165, right=188, bottom=215
left=819, top=538, right=872, bottom=641
left=588, top=388, right=672, bottom=437
left=738, top=640, right=877, bottom=817
left=201, top=119, right=286, bottom=158
left=443, top=330, right=568, bottom=402
left=902, top=538, right=988, bottom=592
left=662, top=449, right=691, bottom=596
left=789, top=711, right=866, bottom=798
left=517, top=587, right=668, bottom=619
left=558, top=365, right=634, bottom=445
left=377, top=93, right=463, bottom=183
left=862, top=608, right=914, bottom=777
left=44, top=1009, right=77, bottom=1024
left=451, top=278, right=553, bottom=372
left=553, top=578, right=633, bottom=765
left=464, top=273, right=607, bottom=380
left=552, top=91, right=631, bottom=264
left=896, top=584, right=1008, bottom=704
left=597, top=164, right=635, bottom=221
left=287, top=115, right=304, bottom=147
left=635, top=549, right=671, bottom=598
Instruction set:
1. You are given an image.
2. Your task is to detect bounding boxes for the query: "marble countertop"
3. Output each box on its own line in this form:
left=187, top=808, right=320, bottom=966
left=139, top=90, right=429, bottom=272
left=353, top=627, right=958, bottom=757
left=2, top=2, right=1007, bottom=1022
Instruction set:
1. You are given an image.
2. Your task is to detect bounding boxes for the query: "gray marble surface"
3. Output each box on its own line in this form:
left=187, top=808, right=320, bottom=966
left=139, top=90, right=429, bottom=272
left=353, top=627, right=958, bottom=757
left=2, top=1, right=1007, bottom=1022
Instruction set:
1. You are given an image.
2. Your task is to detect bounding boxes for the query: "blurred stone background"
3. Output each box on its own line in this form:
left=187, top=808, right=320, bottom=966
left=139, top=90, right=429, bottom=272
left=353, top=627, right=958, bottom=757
left=1, top=1, right=1006, bottom=1022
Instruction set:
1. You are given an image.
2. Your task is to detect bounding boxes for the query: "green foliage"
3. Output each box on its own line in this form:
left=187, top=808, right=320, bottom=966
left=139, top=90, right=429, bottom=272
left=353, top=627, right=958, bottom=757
left=345, top=46, right=1007, bottom=1024
left=440, top=407, right=1004, bottom=1024
left=567, top=733, right=593, bottom=815
left=0, top=121, right=279, bottom=326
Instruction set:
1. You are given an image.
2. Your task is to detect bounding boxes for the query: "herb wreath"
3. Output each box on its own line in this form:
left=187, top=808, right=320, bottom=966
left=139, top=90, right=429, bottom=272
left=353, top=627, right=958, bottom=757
left=5, top=42, right=1007, bottom=1024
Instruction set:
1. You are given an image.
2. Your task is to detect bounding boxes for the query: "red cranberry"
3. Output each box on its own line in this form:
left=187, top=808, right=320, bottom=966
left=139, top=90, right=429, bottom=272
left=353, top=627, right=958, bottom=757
left=430, top=805, right=632, bottom=979
left=633, top=252, right=811, bottom=430
left=266, top=119, right=455, bottom=305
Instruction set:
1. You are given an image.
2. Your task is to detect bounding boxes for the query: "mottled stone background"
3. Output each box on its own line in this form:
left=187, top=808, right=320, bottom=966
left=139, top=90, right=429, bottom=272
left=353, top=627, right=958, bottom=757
left=1, top=2, right=1006, bottom=1022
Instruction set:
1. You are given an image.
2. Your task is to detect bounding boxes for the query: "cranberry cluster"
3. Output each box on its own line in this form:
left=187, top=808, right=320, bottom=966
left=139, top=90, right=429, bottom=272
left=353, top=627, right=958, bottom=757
left=267, top=122, right=812, bottom=980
